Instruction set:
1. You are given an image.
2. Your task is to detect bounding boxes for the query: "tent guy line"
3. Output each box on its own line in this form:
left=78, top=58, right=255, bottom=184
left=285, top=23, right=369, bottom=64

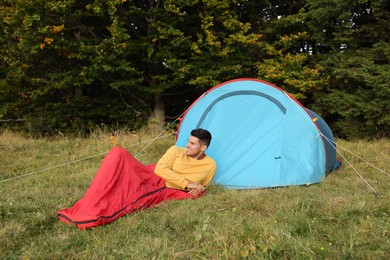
left=0, top=133, right=174, bottom=184
left=0, top=110, right=183, bottom=185
left=284, top=89, right=389, bottom=177
left=320, top=134, right=381, bottom=197
left=324, top=136, right=389, bottom=177
left=133, top=110, right=186, bottom=158
left=283, top=90, right=387, bottom=196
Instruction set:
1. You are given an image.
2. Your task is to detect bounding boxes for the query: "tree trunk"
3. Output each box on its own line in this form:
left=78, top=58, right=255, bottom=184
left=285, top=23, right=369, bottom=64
left=149, top=92, right=165, bottom=131
left=75, top=86, right=83, bottom=101
left=153, top=92, right=165, bottom=124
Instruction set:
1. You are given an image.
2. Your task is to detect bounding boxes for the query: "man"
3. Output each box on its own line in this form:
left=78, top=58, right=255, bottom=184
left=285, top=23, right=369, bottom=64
left=57, top=128, right=216, bottom=229
left=155, top=128, right=216, bottom=196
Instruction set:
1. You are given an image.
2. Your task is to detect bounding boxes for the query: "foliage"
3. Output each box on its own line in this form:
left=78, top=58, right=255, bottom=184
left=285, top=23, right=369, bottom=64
left=0, top=0, right=389, bottom=138
left=304, top=0, right=390, bottom=138
left=0, top=0, right=151, bottom=135
left=0, top=131, right=389, bottom=258
left=313, top=42, right=390, bottom=138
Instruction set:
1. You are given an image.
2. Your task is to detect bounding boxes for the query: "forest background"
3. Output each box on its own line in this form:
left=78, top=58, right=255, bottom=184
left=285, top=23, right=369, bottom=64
left=0, top=0, right=389, bottom=139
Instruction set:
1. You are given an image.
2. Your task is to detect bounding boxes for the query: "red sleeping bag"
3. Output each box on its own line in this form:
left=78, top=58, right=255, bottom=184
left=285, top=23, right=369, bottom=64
left=57, top=147, right=203, bottom=229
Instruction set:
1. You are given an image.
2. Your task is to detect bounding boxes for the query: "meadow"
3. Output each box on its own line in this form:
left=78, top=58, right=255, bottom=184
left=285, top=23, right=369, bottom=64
left=0, top=129, right=389, bottom=259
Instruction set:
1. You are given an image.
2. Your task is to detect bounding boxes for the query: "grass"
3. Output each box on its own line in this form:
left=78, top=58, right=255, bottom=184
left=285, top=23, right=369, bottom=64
left=0, top=130, right=389, bottom=259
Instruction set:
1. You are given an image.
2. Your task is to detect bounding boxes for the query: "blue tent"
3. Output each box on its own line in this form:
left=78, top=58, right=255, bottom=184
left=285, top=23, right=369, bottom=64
left=176, top=78, right=341, bottom=189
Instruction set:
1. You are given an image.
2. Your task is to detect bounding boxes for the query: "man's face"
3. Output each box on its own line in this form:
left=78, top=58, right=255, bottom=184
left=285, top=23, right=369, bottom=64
left=185, top=135, right=206, bottom=158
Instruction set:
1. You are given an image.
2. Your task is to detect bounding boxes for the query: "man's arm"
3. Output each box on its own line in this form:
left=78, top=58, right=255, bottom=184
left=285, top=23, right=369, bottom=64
left=201, top=163, right=217, bottom=187
left=186, top=160, right=216, bottom=196
left=154, top=146, right=189, bottom=189
left=186, top=162, right=216, bottom=196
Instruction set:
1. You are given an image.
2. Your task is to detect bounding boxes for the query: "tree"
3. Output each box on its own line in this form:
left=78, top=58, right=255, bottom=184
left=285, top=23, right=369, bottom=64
left=0, top=0, right=150, bottom=135
left=228, top=0, right=327, bottom=101
left=304, top=0, right=390, bottom=138
left=0, top=0, right=273, bottom=133
left=1, top=0, right=388, bottom=138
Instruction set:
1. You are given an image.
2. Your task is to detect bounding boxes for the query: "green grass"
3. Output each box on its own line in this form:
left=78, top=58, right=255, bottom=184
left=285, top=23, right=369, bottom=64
left=0, top=130, right=389, bottom=259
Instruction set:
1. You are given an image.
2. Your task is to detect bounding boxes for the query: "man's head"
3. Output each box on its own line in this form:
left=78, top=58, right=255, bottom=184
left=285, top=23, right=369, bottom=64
left=190, top=128, right=212, bottom=147
left=185, top=129, right=212, bottom=159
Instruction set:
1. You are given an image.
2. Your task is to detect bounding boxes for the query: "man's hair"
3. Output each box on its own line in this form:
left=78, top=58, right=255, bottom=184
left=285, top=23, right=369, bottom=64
left=191, top=128, right=212, bottom=147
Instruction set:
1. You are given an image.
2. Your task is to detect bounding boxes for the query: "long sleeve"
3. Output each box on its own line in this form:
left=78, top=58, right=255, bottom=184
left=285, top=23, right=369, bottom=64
left=154, top=146, right=189, bottom=189
left=201, top=164, right=216, bottom=187
left=154, top=146, right=217, bottom=190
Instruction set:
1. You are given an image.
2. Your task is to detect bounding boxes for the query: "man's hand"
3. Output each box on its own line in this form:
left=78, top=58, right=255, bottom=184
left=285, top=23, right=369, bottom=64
left=186, top=182, right=204, bottom=196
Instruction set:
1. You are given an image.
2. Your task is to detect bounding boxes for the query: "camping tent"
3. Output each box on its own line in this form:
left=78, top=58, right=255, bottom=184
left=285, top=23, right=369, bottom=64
left=176, top=78, right=340, bottom=189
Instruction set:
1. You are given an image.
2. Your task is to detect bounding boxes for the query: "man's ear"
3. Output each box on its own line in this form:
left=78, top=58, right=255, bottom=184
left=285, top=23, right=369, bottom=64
left=201, top=144, right=207, bottom=152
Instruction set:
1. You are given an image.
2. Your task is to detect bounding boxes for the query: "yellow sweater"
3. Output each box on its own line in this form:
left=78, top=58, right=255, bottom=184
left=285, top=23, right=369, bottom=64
left=154, top=145, right=217, bottom=190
